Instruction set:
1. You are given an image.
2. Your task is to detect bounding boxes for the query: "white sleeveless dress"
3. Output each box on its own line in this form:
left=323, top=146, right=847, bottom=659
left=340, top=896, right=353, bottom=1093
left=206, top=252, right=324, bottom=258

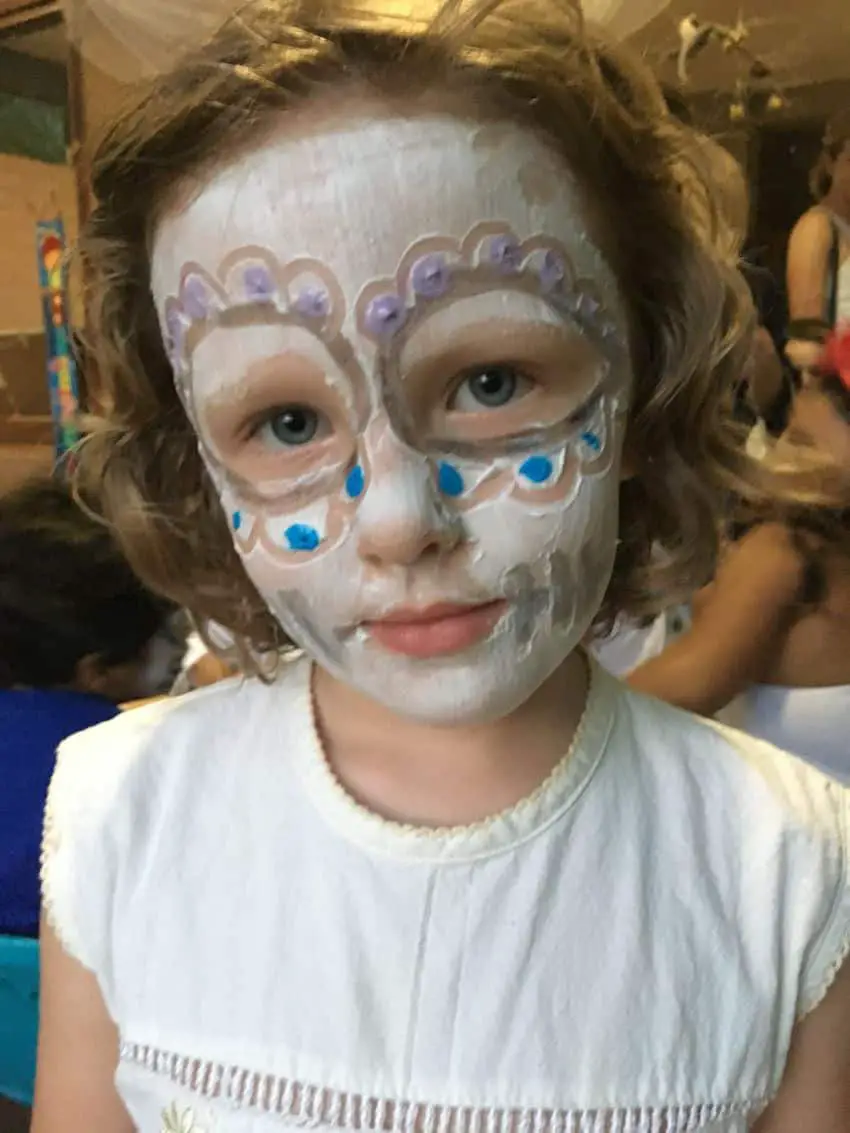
left=720, top=683, right=850, bottom=784
left=42, top=658, right=850, bottom=1133
left=830, top=212, right=850, bottom=323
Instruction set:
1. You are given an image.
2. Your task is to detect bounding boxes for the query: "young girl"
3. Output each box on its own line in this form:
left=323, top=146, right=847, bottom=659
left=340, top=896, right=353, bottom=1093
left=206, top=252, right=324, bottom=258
left=630, top=332, right=850, bottom=782
left=34, top=3, right=850, bottom=1132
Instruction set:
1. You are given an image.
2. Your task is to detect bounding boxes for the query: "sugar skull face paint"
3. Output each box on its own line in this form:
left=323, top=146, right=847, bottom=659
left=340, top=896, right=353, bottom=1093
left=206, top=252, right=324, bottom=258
left=150, top=109, right=633, bottom=724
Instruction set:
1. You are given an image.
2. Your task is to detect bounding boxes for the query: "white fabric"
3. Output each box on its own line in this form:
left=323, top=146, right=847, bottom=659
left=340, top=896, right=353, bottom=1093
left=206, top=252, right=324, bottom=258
left=590, top=613, right=668, bottom=677
left=830, top=213, right=850, bottom=323
left=720, top=683, right=850, bottom=785
left=836, top=260, right=850, bottom=324
left=66, top=0, right=673, bottom=81
left=43, top=659, right=850, bottom=1133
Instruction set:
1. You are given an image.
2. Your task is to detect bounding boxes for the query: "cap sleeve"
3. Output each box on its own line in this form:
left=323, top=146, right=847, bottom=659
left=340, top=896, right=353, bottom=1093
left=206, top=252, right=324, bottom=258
left=798, top=782, right=850, bottom=1019
left=41, top=726, right=124, bottom=986
left=40, top=701, right=176, bottom=997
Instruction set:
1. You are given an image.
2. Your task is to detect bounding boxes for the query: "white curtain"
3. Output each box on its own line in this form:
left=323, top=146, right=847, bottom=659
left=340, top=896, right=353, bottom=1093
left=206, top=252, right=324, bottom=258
left=65, top=0, right=671, bottom=82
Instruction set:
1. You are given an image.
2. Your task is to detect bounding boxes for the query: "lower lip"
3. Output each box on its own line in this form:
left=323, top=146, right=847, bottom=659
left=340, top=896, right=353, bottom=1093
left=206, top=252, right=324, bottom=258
left=364, top=601, right=507, bottom=659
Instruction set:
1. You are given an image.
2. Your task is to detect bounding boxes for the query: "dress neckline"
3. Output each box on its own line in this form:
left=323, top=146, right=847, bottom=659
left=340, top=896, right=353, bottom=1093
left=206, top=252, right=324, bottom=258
left=289, top=656, right=619, bottom=863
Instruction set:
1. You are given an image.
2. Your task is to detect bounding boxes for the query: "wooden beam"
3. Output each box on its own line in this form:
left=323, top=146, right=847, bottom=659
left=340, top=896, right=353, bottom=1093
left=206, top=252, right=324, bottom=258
left=0, top=45, right=66, bottom=106
left=0, top=2, right=61, bottom=34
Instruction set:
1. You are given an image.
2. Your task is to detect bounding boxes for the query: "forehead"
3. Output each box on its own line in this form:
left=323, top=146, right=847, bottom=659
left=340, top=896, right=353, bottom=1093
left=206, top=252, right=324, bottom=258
left=149, top=110, right=622, bottom=318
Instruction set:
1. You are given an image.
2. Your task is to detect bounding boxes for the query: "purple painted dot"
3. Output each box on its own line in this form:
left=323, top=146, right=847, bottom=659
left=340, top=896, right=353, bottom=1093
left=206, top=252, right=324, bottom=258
left=539, top=250, right=566, bottom=292
left=411, top=254, right=452, bottom=299
left=364, top=294, right=407, bottom=338
left=243, top=263, right=276, bottom=301
left=575, top=292, right=602, bottom=321
left=181, top=274, right=214, bottom=321
left=487, top=234, right=522, bottom=272
left=165, top=308, right=185, bottom=356
left=294, top=287, right=331, bottom=320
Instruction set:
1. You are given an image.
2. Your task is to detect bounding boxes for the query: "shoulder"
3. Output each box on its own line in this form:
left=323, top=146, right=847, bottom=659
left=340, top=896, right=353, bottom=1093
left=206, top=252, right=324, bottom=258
left=613, top=682, right=850, bottom=1020
left=42, top=657, right=309, bottom=978
left=789, top=207, right=834, bottom=250
left=714, top=523, right=805, bottom=605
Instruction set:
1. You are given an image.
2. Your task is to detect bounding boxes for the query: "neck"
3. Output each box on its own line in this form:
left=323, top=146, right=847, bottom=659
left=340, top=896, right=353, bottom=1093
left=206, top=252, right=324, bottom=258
left=312, top=650, right=589, bottom=828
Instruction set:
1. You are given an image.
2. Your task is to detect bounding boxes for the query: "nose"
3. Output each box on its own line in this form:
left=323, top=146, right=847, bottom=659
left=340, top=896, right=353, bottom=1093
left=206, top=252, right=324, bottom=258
left=355, top=448, right=461, bottom=567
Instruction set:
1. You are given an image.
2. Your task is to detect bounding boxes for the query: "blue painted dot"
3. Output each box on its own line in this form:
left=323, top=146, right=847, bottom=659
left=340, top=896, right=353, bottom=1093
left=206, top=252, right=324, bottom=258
left=284, top=524, right=321, bottom=553
left=581, top=431, right=601, bottom=453
left=232, top=510, right=242, bottom=532
left=438, top=462, right=465, bottom=498
left=519, top=455, right=555, bottom=484
left=345, top=465, right=365, bottom=499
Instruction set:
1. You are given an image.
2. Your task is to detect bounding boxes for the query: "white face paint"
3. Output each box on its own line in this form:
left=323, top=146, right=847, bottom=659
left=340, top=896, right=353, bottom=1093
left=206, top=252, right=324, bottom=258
left=150, top=110, right=633, bottom=725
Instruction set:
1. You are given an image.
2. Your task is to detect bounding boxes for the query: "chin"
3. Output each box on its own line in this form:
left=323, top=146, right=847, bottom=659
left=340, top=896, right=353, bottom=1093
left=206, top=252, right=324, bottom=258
left=338, top=637, right=575, bottom=728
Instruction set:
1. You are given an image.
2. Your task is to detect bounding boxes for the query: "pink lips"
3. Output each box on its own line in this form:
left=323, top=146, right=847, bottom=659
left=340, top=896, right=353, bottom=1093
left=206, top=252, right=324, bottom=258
left=363, top=601, right=507, bottom=659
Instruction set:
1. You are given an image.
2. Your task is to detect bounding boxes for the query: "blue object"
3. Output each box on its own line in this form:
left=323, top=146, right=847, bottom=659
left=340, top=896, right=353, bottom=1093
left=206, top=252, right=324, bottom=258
left=345, top=465, right=365, bottom=500
left=0, top=690, right=118, bottom=938
left=232, top=510, right=242, bottom=531
left=518, top=455, right=555, bottom=485
left=284, top=524, right=321, bottom=552
left=437, top=462, right=465, bottom=498
left=0, top=935, right=39, bottom=1105
left=581, top=431, right=601, bottom=453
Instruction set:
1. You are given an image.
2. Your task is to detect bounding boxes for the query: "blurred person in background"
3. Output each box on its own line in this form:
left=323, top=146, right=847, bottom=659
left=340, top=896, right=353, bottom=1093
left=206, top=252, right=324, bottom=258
left=0, top=477, right=181, bottom=937
left=786, top=112, right=850, bottom=370
left=629, top=331, right=850, bottom=782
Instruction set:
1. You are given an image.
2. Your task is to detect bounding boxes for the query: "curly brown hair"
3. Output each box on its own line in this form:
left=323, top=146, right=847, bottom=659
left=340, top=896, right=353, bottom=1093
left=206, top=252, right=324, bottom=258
left=78, top=0, right=793, bottom=667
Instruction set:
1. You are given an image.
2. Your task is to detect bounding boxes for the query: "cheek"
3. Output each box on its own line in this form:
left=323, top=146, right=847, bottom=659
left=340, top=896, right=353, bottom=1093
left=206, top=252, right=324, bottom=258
left=463, top=463, right=620, bottom=575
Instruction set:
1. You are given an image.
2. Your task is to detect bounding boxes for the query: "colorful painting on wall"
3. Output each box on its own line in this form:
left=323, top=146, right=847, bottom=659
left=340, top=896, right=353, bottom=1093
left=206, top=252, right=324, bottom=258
left=36, top=218, right=81, bottom=460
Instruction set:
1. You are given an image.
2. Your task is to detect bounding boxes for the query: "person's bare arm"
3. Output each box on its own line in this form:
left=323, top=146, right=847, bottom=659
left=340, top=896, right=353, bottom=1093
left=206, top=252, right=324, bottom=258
left=745, top=326, right=785, bottom=420
left=628, top=524, right=805, bottom=715
left=787, top=209, right=834, bottom=323
left=752, top=958, right=850, bottom=1132
left=31, top=920, right=134, bottom=1133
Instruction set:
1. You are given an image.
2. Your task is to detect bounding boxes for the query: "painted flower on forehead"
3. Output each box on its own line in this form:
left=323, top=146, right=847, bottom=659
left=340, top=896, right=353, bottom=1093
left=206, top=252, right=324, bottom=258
left=241, top=262, right=277, bottom=303
left=539, top=249, right=567, bottom=293
left=410, top=253, right=453, bottom=300
left=364, top=293, right=407, bottom=339
left=486, top=233, right=523, bottom=273
left=164, top=303, right=188, bottom=364
left=179, top=271, right=221, bottom=322
left=293, top=286, right=332, bottom=321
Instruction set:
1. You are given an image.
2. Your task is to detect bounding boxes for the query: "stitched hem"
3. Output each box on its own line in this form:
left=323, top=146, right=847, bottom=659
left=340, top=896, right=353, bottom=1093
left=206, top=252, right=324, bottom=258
left=121, top=1042, right=764, bottom=1132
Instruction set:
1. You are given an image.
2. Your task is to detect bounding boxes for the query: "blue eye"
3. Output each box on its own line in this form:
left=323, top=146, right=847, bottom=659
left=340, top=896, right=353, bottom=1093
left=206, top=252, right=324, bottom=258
left=451, top=365, right=527, bottom=412
left=257, top=405, right=320, bottom=447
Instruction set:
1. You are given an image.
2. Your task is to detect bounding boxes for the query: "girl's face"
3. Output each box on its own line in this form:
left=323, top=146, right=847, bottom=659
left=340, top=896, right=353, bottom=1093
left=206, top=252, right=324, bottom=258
left=150, top=104, right=633, bottom=724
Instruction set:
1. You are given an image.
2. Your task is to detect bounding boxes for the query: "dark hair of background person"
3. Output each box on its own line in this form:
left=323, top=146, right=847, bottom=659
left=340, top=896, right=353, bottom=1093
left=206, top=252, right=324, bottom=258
left=0, top=476, right=172, bottom=688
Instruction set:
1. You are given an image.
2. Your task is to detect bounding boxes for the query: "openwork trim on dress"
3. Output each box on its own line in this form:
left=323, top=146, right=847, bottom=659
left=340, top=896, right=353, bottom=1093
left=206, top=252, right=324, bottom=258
left=121, top=1042, right=766, bottom=1133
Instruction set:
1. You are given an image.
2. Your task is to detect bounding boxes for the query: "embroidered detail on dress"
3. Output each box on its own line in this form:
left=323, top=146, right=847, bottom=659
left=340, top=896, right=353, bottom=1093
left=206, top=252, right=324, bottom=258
left=123, top=1042, right=765, bottom=1132
left=162, top=1102, right=207, bottom=1133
